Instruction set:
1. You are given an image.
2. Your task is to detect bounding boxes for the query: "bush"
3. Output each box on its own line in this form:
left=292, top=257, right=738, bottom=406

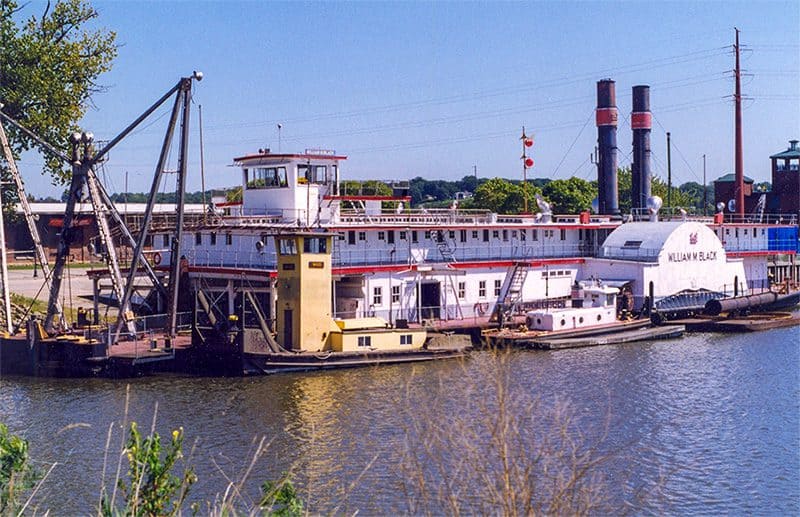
left=100, top=422, right=196, bottom=516
left=0, top=423, right=40, bottom=514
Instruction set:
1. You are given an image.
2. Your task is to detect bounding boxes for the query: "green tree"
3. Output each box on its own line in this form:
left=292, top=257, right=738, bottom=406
left=471, top=178, right=539, bottom=214
left=226, top=187, right=243, bottom=203
left=541, top=177, right=595, bottom=214
left=652, top=175, right=692, bottom=211
left=617, top=167, right=632, bottom=213
left=617, top=167, right=693, bottom=214
left=0, top=0, right=117, bottom=184
left=679, top=181, right=714, bottom=214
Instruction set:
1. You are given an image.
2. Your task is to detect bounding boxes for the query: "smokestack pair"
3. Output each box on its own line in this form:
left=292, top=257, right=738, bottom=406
left=595, top=80, right=652, bottom=215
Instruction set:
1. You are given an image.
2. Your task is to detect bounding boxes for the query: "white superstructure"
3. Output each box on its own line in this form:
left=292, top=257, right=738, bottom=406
left=155, top=149, right=798, bottom=328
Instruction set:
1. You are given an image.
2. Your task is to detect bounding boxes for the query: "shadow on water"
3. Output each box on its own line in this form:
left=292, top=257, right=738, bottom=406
left=1, top=326, right=798, bottom=514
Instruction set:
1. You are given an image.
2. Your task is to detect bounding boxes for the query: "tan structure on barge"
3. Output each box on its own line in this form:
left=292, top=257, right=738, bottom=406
left=274, top=231, right=427, bottom=353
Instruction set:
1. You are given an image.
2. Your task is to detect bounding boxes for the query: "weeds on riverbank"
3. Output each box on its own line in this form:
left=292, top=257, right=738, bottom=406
left=398, top=349, right=611, bottom=515
left=0, top=423, right=40, bottom=514
left=0, top=386, right=304, bottom=515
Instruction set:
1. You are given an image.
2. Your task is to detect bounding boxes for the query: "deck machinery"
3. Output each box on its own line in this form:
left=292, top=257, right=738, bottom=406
left=0, top=72, right=202, bottom=375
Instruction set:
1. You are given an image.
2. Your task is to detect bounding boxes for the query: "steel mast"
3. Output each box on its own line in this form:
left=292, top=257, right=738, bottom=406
left=0, top=111, right=67, bottom=330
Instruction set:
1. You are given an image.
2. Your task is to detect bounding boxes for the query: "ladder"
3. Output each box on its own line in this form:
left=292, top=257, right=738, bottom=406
left=490, top=262, right=530, bottom=324
left=435, top=231, right=456, bottom=263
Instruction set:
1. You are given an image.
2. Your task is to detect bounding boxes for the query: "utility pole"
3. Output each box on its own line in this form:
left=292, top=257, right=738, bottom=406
left=733, top=27, right=745, bottom=220
left=199, top=104, right=207, bottom=224
left=703, top=154, right=707, bottom=216
left=666, top=131, right=672, bottom=209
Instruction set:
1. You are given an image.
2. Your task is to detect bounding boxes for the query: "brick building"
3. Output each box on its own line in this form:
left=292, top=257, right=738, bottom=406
left=714, top=139, right=800, bottom=219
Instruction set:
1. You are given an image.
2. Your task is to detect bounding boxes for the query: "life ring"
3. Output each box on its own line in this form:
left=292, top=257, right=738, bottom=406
left=153, top=252, right=162, bottom=265
left=474, top=302, right=488, bottom=316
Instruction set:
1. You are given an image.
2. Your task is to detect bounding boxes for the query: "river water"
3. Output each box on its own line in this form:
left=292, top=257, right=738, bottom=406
left=1, top=327, right=798, bottom=514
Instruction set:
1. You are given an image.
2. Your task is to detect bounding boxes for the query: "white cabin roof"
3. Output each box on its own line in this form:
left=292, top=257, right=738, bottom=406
left=599, top=221, right=725, bottom=262
left=602, top=221, right=684, bottom=251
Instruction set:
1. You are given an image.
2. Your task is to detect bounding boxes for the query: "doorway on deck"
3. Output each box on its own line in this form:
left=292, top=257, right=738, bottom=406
left=283, top=309, right=293, bottom=350
left=419, top=281, right=441, bottom=320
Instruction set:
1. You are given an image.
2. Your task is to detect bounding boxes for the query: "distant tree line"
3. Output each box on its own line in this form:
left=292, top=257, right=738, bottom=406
left=404, top=170, right=727, bottom=215
left=28, top=172, right=769, bottom=216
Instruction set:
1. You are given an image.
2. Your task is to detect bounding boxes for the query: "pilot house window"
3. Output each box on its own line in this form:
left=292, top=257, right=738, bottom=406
left=279, top=239, right=298, bottom=255
left=303, top=237, right=327, bottom=254
left=246, top=167, right=288, bottom=189
left=297, top=164, right=327, bottom=184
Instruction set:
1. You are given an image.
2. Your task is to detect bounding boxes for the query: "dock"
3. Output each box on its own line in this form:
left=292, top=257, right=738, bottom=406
left=670, top=312, right=800, bottom=333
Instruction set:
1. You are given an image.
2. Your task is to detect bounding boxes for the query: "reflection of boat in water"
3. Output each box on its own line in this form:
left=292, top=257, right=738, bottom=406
left=484, top=279, right=684, bottom=349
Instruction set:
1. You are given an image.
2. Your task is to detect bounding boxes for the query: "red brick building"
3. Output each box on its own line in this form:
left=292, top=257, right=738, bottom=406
left=714, top=139, right=800, bottom=219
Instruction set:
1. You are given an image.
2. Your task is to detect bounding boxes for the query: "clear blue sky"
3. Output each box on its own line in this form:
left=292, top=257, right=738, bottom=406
left=11, top=0, right=800, bottom=199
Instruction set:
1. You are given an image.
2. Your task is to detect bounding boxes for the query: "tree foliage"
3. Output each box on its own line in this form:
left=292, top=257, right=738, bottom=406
left=541, top=177, right=595, bottom=214
left=471, top=178, right=540, bottom=214
left=617, top=167, right=694, bottom=214
left=0, top=0, right=117, bottom=184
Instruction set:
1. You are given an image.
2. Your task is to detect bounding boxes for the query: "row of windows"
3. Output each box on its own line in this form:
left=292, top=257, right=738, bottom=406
left=723, top=228, right=766, bottom=237
left=189, top=227, right=579, bottom=248
left=193, top=233, right=234, bottom=246
left=341, top=228, right=569, bottom=246
left=179, top=226, right=773, bottom=251
left=357, top=334, right=414, bottom=347
left=372, top=286, right=402, bottom=305
left=371, top=280, right=505, bottom=306
left=245, top=167, right=288, bottom=189
left=278, top=237, right=328, bottom=256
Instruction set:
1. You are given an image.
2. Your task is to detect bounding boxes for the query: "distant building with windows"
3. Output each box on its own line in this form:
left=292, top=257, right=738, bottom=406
left=3, top=203, right=205, bottom=263
left=714, top=139, right=800, bottom=219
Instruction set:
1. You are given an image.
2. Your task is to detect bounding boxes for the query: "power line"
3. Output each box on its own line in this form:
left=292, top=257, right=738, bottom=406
left=550, top=110, right=594, bottom=178
left=204, top=47, right=729, bottom=130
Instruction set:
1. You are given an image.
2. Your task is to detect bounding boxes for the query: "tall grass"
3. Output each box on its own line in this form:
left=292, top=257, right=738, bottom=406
left=398, top=349, right=612, bottom=515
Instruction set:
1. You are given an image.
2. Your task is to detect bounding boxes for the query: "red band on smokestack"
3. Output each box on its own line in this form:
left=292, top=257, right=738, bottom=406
left=631, top=112, right=652, bottom=130
left=595, top=107, right=618, bottom=127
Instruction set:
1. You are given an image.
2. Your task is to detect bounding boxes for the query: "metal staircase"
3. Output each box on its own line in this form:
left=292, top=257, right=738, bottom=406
left=435, top=231, right=457, bottom=263
left=489, top=262, right=530, bottom=324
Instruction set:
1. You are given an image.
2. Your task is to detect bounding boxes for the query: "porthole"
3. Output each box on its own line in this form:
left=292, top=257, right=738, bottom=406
left=579, top=317, right=584, bottom=323
left=560, top=319, right=566, bottom=326
left=597, top=314, right=602, bottom=321
left=536, top=318, right=542, bottom=325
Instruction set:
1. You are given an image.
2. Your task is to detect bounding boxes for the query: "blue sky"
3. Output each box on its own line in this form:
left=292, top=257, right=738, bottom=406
left=11, top=0, right=800, bottom=198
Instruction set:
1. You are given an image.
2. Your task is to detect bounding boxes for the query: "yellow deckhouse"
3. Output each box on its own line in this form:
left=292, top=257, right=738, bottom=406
left=274, top=231, right=426, bottom=353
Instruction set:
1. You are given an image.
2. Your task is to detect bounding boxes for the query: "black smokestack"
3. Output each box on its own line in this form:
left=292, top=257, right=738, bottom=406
left=596, top=79, right=619, bottom=215
left=631, top=85, right=652, bottom=212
